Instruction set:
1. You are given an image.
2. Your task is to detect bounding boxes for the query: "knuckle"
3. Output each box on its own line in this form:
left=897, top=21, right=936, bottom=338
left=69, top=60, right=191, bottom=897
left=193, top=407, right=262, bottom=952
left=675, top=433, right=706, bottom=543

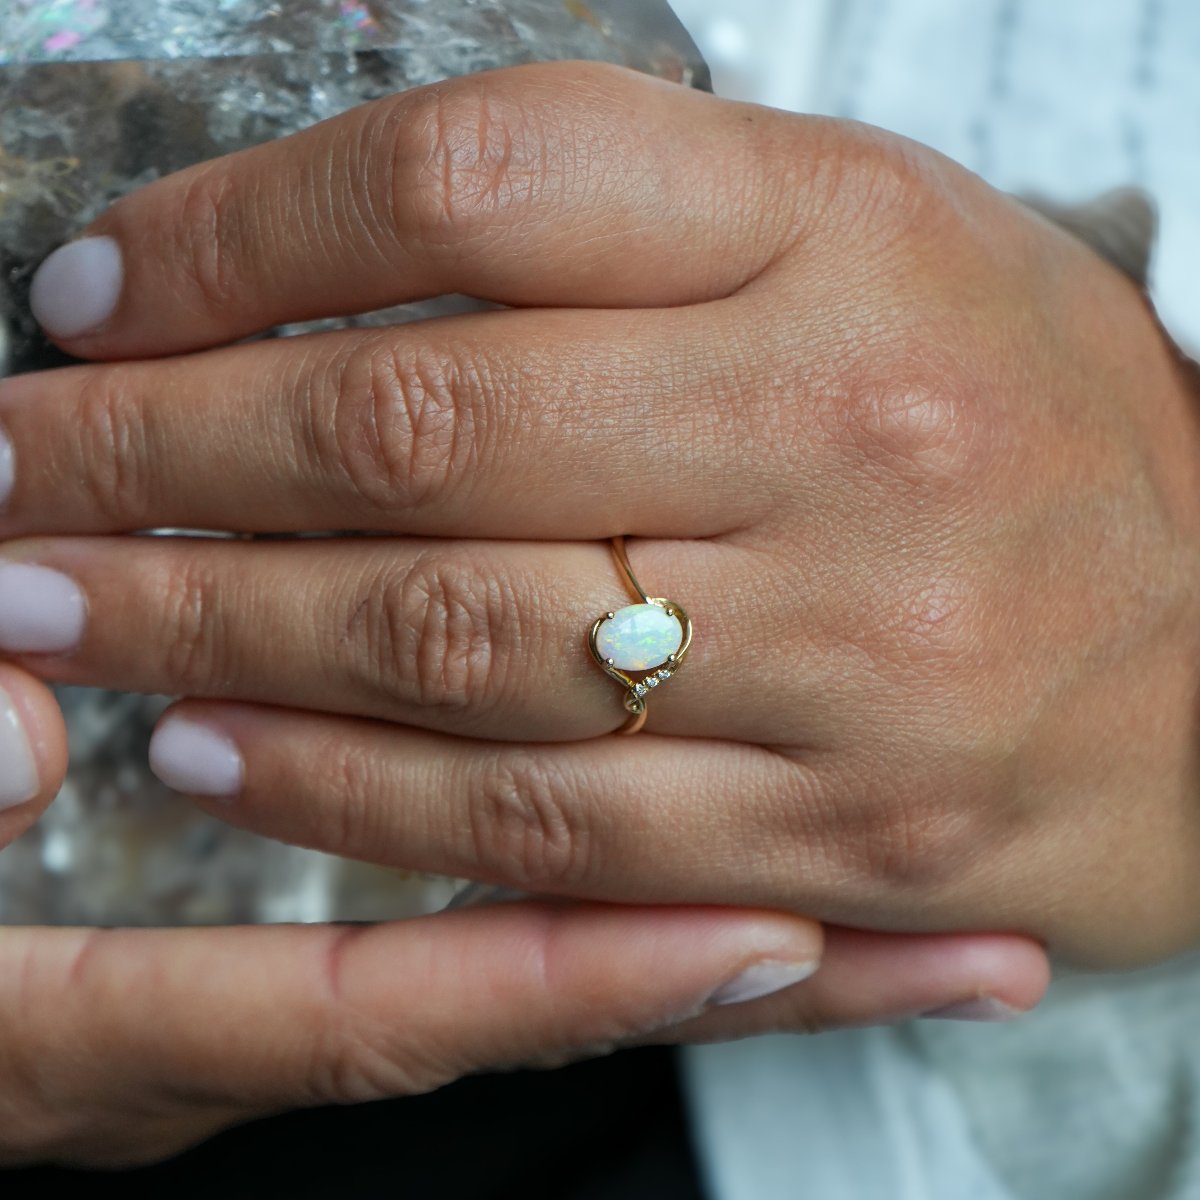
left=821, top=369, right=992, bottom=494
left=172, top=164, right=244, bottom=315
left=848, top=774, right=997, bottom=893
left=326, top=740, right=387, bottom=860
left=859, top=801, right=966, bottom=889
left=156, top=556, right=224, bottom=694
left=346, top=553, right=513, bottom=718
left=821, top=125, right=965, bottom=247
left=389, top=76, right=553, bottom=243
left=309, top=1028, right=433, bottom=1106
left=876, top=569, right=984, bottom=676
left=306, top=929, right=451, bottom=1105
left=0, top=937, right=95, bottom=1163
left=468, top=751, right=594, bottom=890
left=72, top=369, right=151, bottom=524
left=315, top=338, right=481, bottom=515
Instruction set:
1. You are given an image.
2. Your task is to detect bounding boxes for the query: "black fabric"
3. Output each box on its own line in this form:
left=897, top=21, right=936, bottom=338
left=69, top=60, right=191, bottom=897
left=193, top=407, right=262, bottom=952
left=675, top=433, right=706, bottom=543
left=4, top=1045, right=707, bottom=1200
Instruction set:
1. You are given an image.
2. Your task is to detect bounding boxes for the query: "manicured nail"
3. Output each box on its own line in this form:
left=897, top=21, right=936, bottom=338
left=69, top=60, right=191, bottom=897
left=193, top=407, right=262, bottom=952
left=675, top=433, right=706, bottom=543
left=921, top=997, right=1021, bottom=1022
left=0, top=425, right=13, bottom=510
left=0, top=563, right=86, bottom=653
left=149, top=717, right=243, bottom=798
left=706, top=958, right=821, bottom=1007
left=30, top=236, right=124, bottom=339
left=0, top=682, right=38, bottom=811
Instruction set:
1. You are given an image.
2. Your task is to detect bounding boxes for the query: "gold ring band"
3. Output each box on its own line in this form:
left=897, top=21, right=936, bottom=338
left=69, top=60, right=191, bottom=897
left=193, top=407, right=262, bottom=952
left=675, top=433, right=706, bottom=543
left=587, top=536, right=693, bottom=735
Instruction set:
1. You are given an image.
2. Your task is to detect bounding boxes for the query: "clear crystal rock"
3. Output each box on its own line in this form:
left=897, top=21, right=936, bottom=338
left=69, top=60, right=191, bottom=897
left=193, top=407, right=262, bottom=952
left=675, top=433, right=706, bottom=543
left=0, top=0, right=707, bottom=927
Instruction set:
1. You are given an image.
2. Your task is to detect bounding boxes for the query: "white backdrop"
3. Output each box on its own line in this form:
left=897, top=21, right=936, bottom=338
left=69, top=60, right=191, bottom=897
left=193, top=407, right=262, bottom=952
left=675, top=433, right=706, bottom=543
left=668, top=0, right=1200, bottom=350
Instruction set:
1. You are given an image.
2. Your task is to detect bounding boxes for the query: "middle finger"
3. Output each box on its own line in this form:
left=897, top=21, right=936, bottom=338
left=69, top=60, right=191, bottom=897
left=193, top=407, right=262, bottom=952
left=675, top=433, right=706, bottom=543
left=0, top=302, right=786, bottom=541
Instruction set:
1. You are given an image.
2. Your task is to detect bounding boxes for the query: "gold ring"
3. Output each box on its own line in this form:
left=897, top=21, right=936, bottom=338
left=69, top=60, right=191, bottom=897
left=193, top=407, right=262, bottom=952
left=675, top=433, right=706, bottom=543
left=587, top=536, right=693, bottom=735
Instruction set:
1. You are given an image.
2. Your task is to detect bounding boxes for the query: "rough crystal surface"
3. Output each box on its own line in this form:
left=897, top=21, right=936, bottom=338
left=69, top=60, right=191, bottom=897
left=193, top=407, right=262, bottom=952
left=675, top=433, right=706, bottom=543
left=0, top=0, right=707, bottom=926
left=596, top=603, right=683, bottom=671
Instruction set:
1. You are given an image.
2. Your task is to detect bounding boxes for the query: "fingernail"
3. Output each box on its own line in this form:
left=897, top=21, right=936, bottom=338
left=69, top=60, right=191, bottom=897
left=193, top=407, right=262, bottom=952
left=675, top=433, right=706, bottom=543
left=30, top=236, right=124, bottom=339
left=149, top=717, right=243, bottom=798
left=706, top=958, right=821, bottom=1007
left=921, top=997, right=1022, bottom=1022
left=0, top=563, right=86, bottom=653
left=0, top=426, right=14, bottom=510
left=0, top=683, right=39, bottom=811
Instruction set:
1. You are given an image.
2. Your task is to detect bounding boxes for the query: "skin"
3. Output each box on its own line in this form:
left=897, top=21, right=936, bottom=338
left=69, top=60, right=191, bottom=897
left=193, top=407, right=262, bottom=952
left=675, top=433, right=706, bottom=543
left=8, top=56, right=1197, bottom=1159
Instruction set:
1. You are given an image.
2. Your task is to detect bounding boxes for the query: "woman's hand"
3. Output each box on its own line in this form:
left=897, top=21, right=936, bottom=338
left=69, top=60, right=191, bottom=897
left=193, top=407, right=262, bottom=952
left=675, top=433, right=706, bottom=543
left=0, top=60, right=1081, bottom=1168
left=14, top=61, right=1200, bottom=967
left=9, top=63, right=1200, bottom=964
left=10, top=61, right=1196, bottom=977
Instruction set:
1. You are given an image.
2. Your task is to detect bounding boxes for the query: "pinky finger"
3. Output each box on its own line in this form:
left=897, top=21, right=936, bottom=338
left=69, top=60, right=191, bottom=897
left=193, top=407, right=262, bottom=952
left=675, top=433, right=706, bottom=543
left=0, top=664, right=67, bottom=847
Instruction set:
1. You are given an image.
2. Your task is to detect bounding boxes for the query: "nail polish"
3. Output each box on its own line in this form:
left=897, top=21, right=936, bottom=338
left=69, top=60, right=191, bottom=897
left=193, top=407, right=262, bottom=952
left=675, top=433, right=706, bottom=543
left=707, top=958, right=821, bottom=1007
left=0, top=426, right=14, bottom=510
left=921, top=997, right=1021, bottom=1022
left=0, top=563, right=86, bottom=653
left=149, top=717, right=244, bottom=798
left=30, top=236, right=124, bottom=338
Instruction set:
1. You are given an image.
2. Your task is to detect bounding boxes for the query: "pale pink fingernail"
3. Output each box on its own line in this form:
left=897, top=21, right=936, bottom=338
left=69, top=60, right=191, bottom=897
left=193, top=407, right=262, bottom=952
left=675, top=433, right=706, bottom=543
left=30, top=236, right=124, bottom=338
left=0, top=563, right=86, bottom=653
left=706, top=958, right=821, bottom=1007
left=149, top=717, right=243, bottom=798
left=0, top=682, right=39, bottom=811
left=0, top=426, right=14, bottom=510
left=921, top=997, right=1022, bottom=1022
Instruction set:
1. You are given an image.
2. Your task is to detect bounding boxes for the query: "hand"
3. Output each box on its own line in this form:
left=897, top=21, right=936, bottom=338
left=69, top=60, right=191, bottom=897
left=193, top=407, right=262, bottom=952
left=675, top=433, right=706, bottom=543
left=0, top=64, right=1073, bottom=1165
left=20, top=57, right=1181, bottom=976
left=12, top=62, right=1198, bottom=966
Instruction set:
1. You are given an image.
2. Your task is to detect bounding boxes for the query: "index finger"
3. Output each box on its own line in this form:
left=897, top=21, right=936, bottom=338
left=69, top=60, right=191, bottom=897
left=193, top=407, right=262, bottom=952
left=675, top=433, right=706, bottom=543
left=30, top=61, right=812, bottom=359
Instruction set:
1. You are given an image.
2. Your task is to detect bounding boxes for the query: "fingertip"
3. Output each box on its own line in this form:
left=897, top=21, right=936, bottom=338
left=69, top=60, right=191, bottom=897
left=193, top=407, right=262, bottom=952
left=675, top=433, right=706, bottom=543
left=0, top=664, right=66, bottom=841
left=30, top=236, right=124, bottom=344
left=149, top=706, right=244, bottom=799
left=947, top=931, right=1053, bottom=1014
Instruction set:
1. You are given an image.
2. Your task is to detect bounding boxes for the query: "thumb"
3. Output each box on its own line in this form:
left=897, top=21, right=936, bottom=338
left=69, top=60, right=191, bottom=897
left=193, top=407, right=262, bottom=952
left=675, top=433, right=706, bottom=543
left=0, top=903, right=822, bottom=1166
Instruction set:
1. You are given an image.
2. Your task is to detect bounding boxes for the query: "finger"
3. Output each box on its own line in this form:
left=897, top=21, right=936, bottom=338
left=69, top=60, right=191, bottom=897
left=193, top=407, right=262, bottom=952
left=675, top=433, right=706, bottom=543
left=0, top=904, right=822, bottom=1166
left=653, top=927, right=1052, bottom=1046
left=0, top=535, right=747, bottom=742
left=144, top=702, right=924, bottom=928
left=0, top=303, right=779, bottom=541
left=29, top=61, right=809, bottom=357
left=0, top=664, right=67, bottom=846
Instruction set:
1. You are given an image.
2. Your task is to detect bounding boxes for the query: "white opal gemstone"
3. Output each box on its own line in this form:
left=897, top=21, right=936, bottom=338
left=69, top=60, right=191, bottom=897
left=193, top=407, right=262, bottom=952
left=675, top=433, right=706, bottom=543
left=595, top=603, right=682, bottom=671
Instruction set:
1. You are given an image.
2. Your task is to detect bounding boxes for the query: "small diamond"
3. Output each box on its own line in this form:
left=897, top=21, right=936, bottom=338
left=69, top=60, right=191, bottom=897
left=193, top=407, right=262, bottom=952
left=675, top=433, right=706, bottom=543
left=657, top=668, right=671, bottom=680
left=633, top=683, right=648, bottom=697
left=646, top=675, right=659, bottom=688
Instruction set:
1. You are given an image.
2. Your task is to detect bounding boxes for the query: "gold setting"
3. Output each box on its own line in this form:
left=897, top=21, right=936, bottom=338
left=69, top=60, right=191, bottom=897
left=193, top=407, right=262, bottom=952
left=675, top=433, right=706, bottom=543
left=587, top=536, right=693, bottom=735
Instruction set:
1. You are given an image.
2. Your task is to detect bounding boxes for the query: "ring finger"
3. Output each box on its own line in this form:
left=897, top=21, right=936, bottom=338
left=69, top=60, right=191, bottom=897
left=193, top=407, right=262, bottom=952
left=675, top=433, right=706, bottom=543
left=0, top=533, right=794, bottom=743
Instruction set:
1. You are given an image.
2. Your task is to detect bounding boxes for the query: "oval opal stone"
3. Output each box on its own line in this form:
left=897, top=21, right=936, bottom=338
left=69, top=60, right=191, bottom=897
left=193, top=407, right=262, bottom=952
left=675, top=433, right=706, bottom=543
left=595, top=603, right=683, bottom=671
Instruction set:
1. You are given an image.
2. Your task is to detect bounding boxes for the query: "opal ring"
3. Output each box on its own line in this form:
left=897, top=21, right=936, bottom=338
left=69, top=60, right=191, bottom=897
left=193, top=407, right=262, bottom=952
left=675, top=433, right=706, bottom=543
left=588, top=536, right=693, bottom=735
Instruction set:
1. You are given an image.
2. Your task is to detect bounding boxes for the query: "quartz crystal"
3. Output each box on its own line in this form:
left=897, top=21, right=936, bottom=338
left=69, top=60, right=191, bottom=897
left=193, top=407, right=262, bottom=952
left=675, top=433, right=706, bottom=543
left=0, top=0, right=707, bottom=927
left=596, top=603, right=683, bottom=671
